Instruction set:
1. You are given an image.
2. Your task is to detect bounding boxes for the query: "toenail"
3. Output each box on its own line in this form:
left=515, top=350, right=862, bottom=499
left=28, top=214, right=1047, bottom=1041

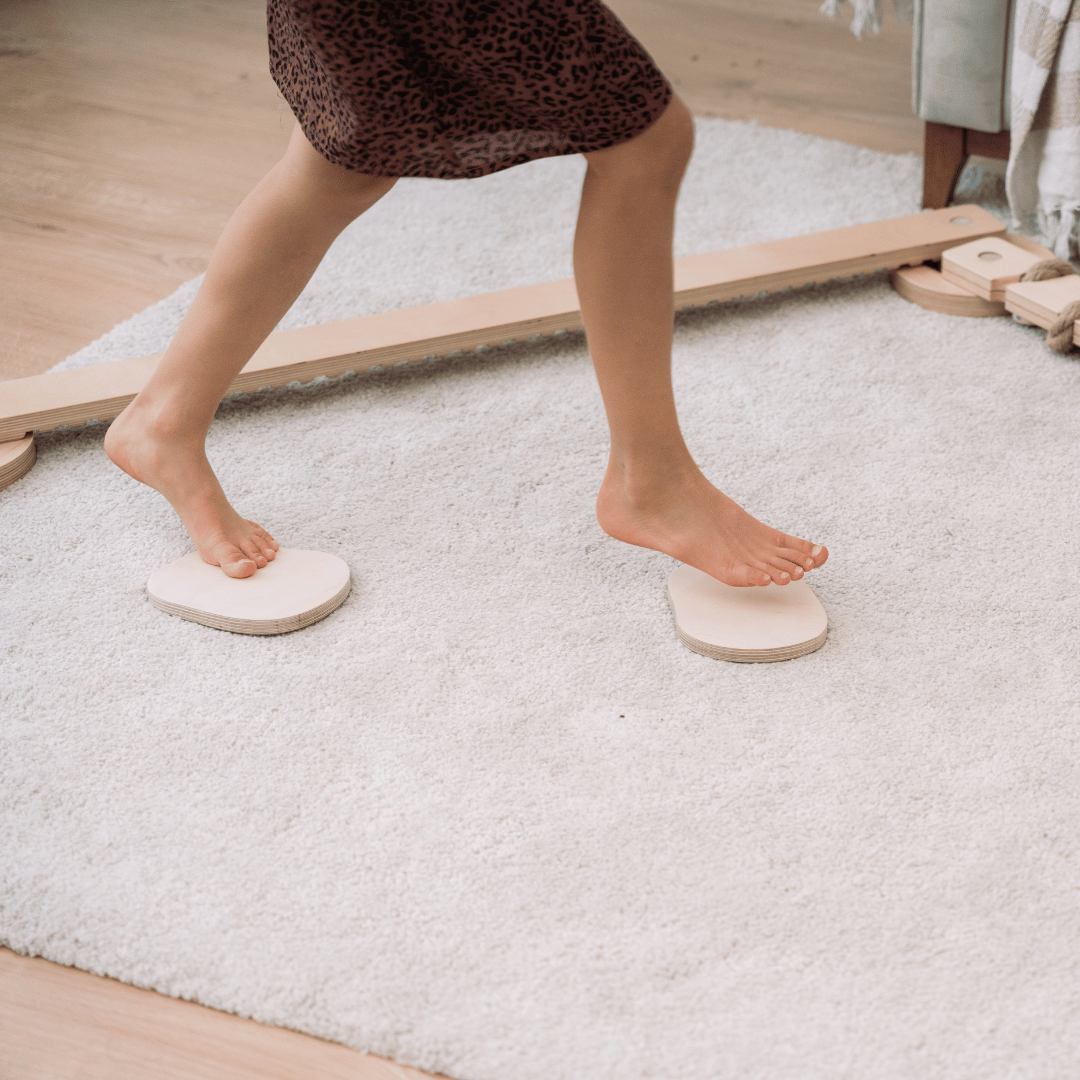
left=812, top=545, right=822, bottom=556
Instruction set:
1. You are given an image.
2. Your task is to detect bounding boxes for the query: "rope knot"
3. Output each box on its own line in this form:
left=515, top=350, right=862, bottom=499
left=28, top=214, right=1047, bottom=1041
left=1019, top=258, right=1075, bottom=282
left=1048, top=301, right=1080, bottom=354
left=1018, top=258, right=1078, bottom=353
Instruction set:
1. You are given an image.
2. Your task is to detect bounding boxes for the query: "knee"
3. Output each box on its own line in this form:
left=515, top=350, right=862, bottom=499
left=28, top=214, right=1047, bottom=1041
left=585, top=96, right=694, bottom=193
left=305, top=159, right=398, bottom=217
left=333, top=172, right=398, bottom=218
left=651, top=96, right=695, bottom=176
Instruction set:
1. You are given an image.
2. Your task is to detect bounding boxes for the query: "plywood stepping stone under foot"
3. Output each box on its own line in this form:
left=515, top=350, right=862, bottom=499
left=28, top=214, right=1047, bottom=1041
left=667, top=564, right=828, bottom=663
left=147, top=548, right=351, bottom=634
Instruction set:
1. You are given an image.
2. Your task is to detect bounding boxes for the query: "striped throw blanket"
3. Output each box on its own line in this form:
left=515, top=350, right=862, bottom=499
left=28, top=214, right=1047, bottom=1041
left=1007, top=0, right=1080, bottom=263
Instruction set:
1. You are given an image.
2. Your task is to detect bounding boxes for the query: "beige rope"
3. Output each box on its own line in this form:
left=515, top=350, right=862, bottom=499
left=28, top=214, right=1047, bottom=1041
left=1019, top=257, right=1076, bottom=282
left=1018, top=258, right=1078, bottom=353
left=1047, top=301, right=1080, bottom=354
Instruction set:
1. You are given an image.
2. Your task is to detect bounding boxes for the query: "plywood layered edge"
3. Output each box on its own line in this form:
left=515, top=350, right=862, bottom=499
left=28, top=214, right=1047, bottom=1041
left=0, top=434, right=36, bottom=491
left=889, top=234, right=1056, bottom=319
left=1004, top=274, right=1080, bottom=338
left=889, top=265, right=1006, bottom=317
left=0, top=205, right=1004, bottom=444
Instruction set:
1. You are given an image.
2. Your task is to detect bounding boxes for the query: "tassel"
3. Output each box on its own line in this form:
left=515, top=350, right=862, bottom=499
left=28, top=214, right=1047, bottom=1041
left=819, top=0, right=911, bottom=38
left=1038, top=202, right=1080, bottom=268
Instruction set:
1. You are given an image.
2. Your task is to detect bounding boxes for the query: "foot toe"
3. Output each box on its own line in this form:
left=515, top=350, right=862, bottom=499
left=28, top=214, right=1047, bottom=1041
left=239, top=540, right=268, bottom=568
left=213, top=542, right=258, bottom=579
left=745, top=565, right=772, bottom=587
left=767, top=555, right=807, bottom=583
left=248, top=521, right=280, bottom=553
left=778, top=538, right=827, bottom=571
left=221, top=554, right=258, bottom=579
left=790, top=550, right=816, bottom=570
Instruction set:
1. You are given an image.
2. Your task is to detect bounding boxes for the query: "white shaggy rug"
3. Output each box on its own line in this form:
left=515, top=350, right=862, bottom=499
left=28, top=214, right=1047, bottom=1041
left=3, top=121, right=1080, bottom=1080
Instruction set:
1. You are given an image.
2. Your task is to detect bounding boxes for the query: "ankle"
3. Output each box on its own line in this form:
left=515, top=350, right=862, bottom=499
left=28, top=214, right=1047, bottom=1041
left=117, top=393, right=209, bottom=448
left=602, top=451, right=701, bottom=510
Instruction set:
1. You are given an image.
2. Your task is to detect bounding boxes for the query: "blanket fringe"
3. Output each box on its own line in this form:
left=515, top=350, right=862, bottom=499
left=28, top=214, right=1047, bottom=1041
left=1038, top=202, right=1080, bottom=266
left=819, top=0, right=913, bottom=37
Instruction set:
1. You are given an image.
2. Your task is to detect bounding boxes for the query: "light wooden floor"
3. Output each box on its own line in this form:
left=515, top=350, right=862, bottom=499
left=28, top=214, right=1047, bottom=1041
left=0, top=948, right=432, bottom=1080
left=0, top=1, right=917, bottom=1077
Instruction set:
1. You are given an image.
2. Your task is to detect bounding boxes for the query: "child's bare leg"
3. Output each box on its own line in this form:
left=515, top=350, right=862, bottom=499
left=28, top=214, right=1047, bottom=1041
left=576, top=98, right=827, bottom=587
left=105, top=126, right=397, bottom=578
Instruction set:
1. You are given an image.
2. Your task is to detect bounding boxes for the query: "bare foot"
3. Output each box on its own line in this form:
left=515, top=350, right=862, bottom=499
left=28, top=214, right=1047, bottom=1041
left=596, top=461, right=827, bottom=587
left=105, top=402, right=279, bottom=579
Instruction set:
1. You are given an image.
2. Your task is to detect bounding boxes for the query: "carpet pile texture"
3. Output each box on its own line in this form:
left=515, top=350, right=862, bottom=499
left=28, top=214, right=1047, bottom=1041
left=3, top=121, right=1078, bottom=1079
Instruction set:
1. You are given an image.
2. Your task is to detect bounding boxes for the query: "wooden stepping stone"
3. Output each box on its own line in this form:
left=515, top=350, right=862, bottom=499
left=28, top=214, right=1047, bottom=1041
left=941, top=236, right=1043, bottom=301
left=667, top=564, right=828, bottom=663
left=0, top=435, right=35, bottom=493
left=1005, top=273, right=1080, bottom=331
left=890, top=265, right=1005, bottom=317
left=147, top=548, right=351, bottom=635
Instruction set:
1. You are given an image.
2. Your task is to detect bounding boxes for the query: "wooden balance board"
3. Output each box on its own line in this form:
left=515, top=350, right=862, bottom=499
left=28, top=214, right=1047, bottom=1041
left=0, top=205, right=1004, bottom=446
left=667, top=564, right=828, bottom=663
left=146, top=548, right=351, bottom=635
left=0, top=206, right=1007, bottom=497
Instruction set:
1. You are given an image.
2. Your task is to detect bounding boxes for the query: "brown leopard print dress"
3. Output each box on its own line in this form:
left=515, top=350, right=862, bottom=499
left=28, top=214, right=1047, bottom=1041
left=267, top=0, right=673, bottom=179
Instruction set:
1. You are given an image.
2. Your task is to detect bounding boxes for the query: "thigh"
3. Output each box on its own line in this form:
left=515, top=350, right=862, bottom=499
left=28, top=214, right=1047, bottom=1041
left=279, top=123, right=399, bottom=210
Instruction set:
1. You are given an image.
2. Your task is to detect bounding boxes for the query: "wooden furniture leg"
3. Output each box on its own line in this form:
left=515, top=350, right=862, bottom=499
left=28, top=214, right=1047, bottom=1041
left=922, top=121, right=968, bottom=210
left=922, top=121, right=1012, bottom=210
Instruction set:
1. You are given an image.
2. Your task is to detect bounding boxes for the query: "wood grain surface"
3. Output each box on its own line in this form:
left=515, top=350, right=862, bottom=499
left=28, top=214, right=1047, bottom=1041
left=0, top=0, right=293, bottom=379
left=0, top=948, right=435, bottom=1080
left=609, top=0, right=919, bottom=154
